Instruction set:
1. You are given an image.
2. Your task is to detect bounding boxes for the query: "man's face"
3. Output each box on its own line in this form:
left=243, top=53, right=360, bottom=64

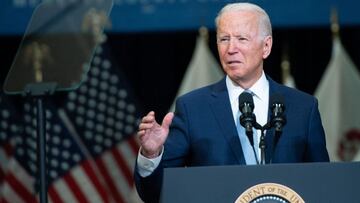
left=217, top=10, right=272, bottom=88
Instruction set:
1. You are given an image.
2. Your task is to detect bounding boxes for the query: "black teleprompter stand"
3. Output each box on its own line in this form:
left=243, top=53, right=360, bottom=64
left=23, top=82, right=57, bottom=203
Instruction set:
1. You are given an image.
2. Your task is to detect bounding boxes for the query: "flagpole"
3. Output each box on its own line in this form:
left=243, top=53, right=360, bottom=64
left=330, top=7, right=340, bottom=39
left=36, top=97, right=48, bottom=203
left=198, top=26, right=209, bottom=43
left=281, top=42, right=290, bottom=85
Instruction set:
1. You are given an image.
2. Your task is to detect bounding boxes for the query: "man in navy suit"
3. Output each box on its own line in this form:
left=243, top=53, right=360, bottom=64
left=134, top=2, right=329, bottom=202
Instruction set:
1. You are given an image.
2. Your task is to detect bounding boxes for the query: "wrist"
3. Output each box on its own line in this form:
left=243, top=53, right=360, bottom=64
left=140, top=148, right=161, bottom=159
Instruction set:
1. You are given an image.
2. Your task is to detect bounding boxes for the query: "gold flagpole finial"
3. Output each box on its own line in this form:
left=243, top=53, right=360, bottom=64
left=330, top=7, right=340, bottom=38
left=198, top=26, right=209, bottom=43
left=281, top=43, right=290, bottom=84
left=25, top=42, right=52, bottom=83
left=82, top=8, right=112, bottom=44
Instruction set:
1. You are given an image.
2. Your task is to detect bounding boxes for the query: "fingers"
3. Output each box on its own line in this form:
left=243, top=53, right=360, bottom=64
left=138, top=122, right=154, bottom=131
left=137, top=111, right=173, bottom=158
left=161, top=112, right=174, bottom=130
left=138, top=111, right=156, bottom=131
left=142, top=111, right=155, bottom=123
left=137, top=111, right=173, bottom=140
left=137, top=128, right=146, bottom=137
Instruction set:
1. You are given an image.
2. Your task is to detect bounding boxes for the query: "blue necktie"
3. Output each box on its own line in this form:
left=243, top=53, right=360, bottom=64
left=236, top=95, right=259, bottom=165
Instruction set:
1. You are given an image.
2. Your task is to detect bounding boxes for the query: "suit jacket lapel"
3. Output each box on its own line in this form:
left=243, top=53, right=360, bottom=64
left=209, top=78, right=246, bottom=165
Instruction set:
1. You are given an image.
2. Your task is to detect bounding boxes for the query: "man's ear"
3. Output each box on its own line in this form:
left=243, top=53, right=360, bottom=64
left=262, top=36, right=273, bottom=59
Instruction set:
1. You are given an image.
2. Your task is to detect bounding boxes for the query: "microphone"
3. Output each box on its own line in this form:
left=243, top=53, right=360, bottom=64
left=270, top=94, right=286, bottom=133
left=239, top=91, right=257, bottom=146
left=269, top=94, right=286, bottom=164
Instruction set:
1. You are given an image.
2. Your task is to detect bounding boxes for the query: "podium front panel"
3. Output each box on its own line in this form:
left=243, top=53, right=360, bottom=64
left=161, top=162, right=360, bottom=203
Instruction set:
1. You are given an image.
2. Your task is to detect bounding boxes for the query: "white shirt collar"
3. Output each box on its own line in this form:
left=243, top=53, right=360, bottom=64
left=248, top=72, right=268, bottom=101
left=226, top=71, right=268, bottom=104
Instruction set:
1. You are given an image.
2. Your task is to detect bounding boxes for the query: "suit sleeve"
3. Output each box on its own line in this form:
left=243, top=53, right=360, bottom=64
left=305, top=98, right=330, bottom=162
left=134, top=97, right=191, bottom=203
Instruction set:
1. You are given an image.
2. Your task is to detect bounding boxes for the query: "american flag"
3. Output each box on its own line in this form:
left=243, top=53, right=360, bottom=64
left=0, top=93, right=22, bottom=202
left=0, top=42, right=142, bottom=203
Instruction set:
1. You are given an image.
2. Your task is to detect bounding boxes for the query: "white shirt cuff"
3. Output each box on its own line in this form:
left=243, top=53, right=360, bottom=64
left=136, top=147, right=164, bottom=177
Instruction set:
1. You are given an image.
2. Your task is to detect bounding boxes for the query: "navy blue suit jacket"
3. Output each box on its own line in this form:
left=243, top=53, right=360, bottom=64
left=135, top=76, right=329, bottom=202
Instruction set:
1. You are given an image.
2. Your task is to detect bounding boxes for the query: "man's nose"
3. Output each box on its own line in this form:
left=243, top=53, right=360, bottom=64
left=227, top=39, right=239, bottom=55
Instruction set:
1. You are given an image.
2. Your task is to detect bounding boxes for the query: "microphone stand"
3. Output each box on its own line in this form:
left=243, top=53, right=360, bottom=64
left=270, top=131, right=282, bottom=164
left=254, top=123, right=271, bottom=165
left=251, top=145, right=260, bottom=165
left=259, top=128, right=266, bottom=165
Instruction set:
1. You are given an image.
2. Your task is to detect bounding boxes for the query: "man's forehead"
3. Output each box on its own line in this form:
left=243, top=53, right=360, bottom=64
left=217, top=16, right=259, bottom=35
left=218, top=11, right=258, bottom=26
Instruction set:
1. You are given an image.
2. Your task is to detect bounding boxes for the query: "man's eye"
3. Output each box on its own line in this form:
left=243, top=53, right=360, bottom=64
left=238, top=37, right=248, bottom=41
left=218, top=38, right=229, bottom=42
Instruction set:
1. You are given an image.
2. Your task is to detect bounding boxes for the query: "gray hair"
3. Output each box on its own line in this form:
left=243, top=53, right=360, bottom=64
left=215, top=2, right=272, bottom=38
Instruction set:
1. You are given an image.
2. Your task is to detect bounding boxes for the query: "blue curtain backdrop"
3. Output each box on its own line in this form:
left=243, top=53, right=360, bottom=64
left=0, top=0, right=359, bottom=119
left=0, top=0, right=359, bottom=35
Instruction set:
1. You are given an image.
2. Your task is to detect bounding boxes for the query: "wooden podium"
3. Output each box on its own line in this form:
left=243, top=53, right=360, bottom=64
left=161, top=162, right=360, bottom=202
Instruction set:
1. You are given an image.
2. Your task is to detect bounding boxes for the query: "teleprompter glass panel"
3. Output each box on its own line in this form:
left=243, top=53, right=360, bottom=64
left=3, top=0, right=113, bottom=94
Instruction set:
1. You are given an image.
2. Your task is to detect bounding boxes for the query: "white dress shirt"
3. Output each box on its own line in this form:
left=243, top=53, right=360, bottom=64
left=226, top=71, right=269, bottom=157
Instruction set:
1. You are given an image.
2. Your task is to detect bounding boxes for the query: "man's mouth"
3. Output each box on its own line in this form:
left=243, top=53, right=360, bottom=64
left=227, top=60, right=241, bottom=65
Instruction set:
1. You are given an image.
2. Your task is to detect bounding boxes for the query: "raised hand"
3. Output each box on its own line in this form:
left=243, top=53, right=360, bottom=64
left=137, top=111, right=174, bottom=158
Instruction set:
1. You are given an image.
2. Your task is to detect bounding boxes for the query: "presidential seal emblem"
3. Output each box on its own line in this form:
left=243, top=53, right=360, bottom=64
left=235, top=183, right=304, bottom=203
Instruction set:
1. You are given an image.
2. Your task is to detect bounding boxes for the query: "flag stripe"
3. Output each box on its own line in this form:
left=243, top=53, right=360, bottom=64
left=1, top=197, right=10, bottom=203
left=111, top=147, right=133, bottom=187
left=0, top=168, right=4, bottom=184
left=72, top=164, right=104, bottom=203
left=96, top=158, right=125, bottom=203
left=2, top=159, right=35, bottom=200
left=64, top=172, right=88, bottom=203
left=2, top=182, right=27, bottom=203
left=127, top=135, right=140, bottom=155
left=1, top=143, right=13, bottom=157
left=102, top=151, right=132, bottom=203
left=0, top=143, right=13, bottom=175
left=5, top=173, right=37, bottom=203
left=52, top=179, right=79, bottom=203
left=118, top=142, right=136, bottom=171
left=82, top=160, right=110, bottom=203
left=48, top=184, right=64, bottom=203
left=48, top=197, right=54, bottom=203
